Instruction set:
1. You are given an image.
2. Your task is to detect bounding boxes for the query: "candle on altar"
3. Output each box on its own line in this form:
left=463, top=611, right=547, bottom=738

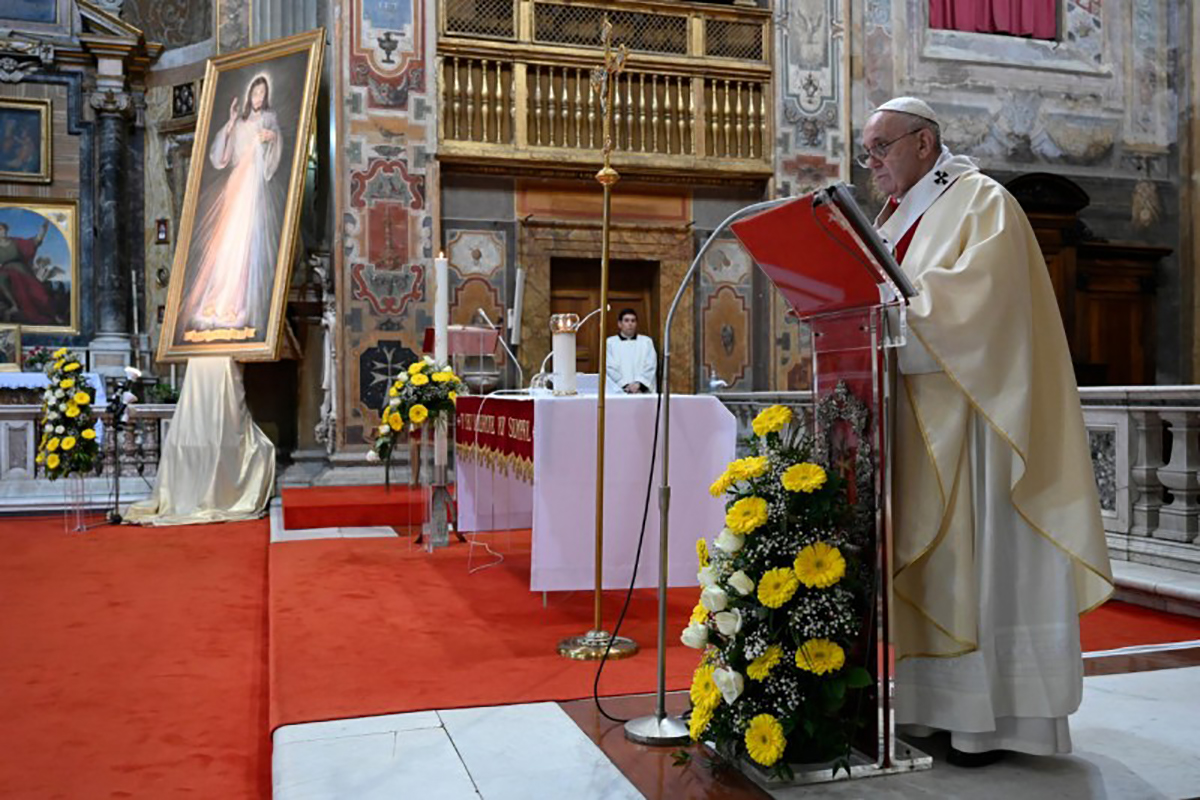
left=434, top=251, right=449, bottom=365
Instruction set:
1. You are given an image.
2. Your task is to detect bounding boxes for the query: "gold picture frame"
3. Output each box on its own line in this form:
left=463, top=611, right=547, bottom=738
left=0, top=323, right=20, bottom=371
left=0, top=197, right=79, bottom=334
left=158, top=29, right=325, bottom=362
left=0, top=97, right=52, bottom=184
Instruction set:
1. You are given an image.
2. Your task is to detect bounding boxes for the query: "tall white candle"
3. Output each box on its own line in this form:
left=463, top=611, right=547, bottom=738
left=434, top=252, right=449, bottom=365
left=552, top=331, right=577, bottom=395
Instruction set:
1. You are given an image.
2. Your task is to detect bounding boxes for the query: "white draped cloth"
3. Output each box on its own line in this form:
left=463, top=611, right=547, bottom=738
left=605, top=334, right=657, bottom=393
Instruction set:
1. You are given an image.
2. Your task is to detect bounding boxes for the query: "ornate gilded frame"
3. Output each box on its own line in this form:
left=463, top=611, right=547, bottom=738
left=0, top=324, right=20, bottom=371
left=0, top=196, right=79, bottom=335
left=0, top=97, right=52, bottom=184
left=158, top=28, right=325, bottom=362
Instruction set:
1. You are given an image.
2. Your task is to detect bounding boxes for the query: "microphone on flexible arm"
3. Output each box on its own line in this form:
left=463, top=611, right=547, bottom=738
left=476, top=308, right=524, bottom=390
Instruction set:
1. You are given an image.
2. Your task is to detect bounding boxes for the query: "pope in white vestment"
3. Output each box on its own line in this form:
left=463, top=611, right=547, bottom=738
left=865, top=98, right=1113, bottom=759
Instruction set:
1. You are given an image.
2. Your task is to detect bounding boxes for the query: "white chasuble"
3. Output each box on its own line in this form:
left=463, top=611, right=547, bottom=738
left=887, top=164, right=1113, bottom=754
left=605, top=334, right=658, bottom=393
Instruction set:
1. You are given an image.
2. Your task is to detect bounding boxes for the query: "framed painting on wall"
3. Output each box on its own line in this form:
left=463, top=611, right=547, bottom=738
left=158, top=29, right=325, bottom=362
left=0, top=197, right=79, bottom=334
left=0, top=324, right=20, bottom=371
left=0, top=98, right=52, bottom=184
left=0, top=0, right=72, bottom=36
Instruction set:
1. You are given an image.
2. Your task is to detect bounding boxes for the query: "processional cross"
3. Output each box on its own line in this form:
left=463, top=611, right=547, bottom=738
left=557, top=21, right=637, bottom=660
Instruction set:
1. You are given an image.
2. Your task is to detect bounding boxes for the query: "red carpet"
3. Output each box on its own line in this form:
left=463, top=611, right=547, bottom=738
left=0, top=516, right=270, bottom=800
left=1081, top=599, right=1200, bottom=652
left=268, top=531, right=698, bottom=729
left=281, top=485, right=431, bottom=530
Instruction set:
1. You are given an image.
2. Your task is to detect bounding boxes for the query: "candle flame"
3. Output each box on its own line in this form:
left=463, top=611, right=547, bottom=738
left=439, top=251, right=445, bottom=259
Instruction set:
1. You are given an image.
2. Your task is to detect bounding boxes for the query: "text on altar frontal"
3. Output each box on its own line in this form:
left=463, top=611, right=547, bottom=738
left=458, top=413, right=532, bottom=442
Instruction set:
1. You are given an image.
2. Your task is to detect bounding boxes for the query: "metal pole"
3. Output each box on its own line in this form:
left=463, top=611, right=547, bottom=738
left=625, top=197, right=792, bottom=744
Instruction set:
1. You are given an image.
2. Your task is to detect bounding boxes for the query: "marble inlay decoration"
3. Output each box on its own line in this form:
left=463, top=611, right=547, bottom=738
left=447, top=230, right=504, bottom=277
left=1090, top=428, right=1118, bottom=512
left=701, top=240, right=751, bottom=286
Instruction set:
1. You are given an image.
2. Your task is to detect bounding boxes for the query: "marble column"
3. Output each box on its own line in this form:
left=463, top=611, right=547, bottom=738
left=89, top=89, right=135, bottom=373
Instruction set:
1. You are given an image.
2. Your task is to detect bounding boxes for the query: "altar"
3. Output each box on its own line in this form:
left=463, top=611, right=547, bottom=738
left=455, top=393, right=736, bottom=592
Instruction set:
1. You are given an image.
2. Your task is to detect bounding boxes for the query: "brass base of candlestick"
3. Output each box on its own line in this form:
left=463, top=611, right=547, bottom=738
left=557, top=629, right=638, bottom=660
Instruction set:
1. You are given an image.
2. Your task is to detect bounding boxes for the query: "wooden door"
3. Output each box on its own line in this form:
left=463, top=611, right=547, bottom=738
left=550, top=257, right=659, bottom=375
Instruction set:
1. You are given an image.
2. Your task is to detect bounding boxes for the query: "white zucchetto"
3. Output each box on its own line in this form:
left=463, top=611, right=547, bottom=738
left=872, top=97, right=939, bottom=126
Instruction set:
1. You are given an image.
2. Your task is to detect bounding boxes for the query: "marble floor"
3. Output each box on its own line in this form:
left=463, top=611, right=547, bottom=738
left=272, top=662, right=1200, bottom=799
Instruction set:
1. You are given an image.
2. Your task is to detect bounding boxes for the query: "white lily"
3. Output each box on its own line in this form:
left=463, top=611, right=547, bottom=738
left=680, top=622, right=708, bottom=649
left=700, top=585, right=728, bottom=613
left=714, top=608, right=743, bottom=637
left=728, top=570, right=755, bottom=596
left=712, top=667, right=744, bottom=704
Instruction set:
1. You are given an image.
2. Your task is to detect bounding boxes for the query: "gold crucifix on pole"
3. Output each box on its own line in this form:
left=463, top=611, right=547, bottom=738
left=558, top=19, right=638, bottom=661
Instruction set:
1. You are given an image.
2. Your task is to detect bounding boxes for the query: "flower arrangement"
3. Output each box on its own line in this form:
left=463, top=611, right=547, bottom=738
left=23, top=345, right=53, bottom=373
left=35, top=348, right=101, bottom=480
left=681, top=404, right=872, bottom=780
left=369, top=355, right=465, bottom=472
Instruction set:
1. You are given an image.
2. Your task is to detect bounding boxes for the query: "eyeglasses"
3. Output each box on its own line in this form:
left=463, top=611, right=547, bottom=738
left=854, top=129, right=923, bottom=168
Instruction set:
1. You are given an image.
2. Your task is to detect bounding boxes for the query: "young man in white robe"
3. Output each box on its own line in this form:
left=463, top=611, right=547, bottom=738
left=605, top=308, right=657, bottom=393
left=864, top=97, right=1113, bottom=766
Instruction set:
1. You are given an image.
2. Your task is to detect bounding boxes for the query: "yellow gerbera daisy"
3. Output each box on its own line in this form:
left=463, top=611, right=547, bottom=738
left=696, top=538, right=710, bottom=568
left=410, top=373, right=430, bottom=386
left=53, top=347, right=67, bottom=358
left=690, top=601, right=708, bottom=625
left=689, top=664, right=720, bottom=710
left=388, top=412, right=404, bottom=432
left=744, top=714, right=786, bottom=767
left=781, top=462, right=827, bottom=493
left=53, top=359, right=64, bottom=370
left=73, top=391, right=90, bottom=405
left=388, top=386, right=399, bottom=397
left=795, top=638, right=845, bottom=675
left=35, top=452, right=45, bottom=465
left=59, top=378, right=74, bottom=389
left=756, top=567, right=799, bottom=609
left=65, top=405, right=81, bottom=418
left=725, top=496, right=768, bottom=535
left=751, top=404, right=792, bottom=437
left=448, top=391, right=457, bottom=402
left=727, top=455, right=769, bottom=482
left=60, top=436, right=76, bottom=451
left=82, top=428, right=96, bottom=440
left=793, top=542, right=846, bottom=589
left=409, top=404, right=429, bottom=424
left=47, top=453, right=60, bottom=469
left=709, top=471, right=734, bottom=497
left=47, top=437, right=60, bottom=452
left=746, top=644, right=783, bottom=681
left=64, top=362, right=81, bottom=372
left=407, top=361, right=426, bottom=375
left=431, top=371, right=452, bottom=383
left=689, top=701, right=714, bottom=741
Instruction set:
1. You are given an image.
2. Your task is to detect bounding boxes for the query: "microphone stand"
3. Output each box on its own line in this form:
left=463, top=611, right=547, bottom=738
left=106, top=378, right=131, bottom=525
left=624, top=197, right=794, bottom=746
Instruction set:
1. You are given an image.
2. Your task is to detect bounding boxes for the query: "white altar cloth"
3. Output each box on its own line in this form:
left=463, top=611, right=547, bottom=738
left=456, top=394, right=736, bottom=592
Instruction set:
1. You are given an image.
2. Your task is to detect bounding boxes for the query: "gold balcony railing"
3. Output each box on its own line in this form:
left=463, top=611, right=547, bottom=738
left=437, top=0, right=773, bottom=180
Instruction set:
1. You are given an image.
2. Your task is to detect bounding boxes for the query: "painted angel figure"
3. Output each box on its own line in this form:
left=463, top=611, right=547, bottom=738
left=182, top=74, right=284, bottom=341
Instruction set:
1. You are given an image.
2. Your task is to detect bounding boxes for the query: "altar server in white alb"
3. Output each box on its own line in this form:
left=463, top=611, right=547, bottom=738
left=605, top=308, right=657, bottom=393
left=864, top=97, right=1113, bottom=766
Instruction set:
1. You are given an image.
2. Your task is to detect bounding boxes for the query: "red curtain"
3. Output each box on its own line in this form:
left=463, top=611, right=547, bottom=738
left=930, top=0, right=1057, bottom=40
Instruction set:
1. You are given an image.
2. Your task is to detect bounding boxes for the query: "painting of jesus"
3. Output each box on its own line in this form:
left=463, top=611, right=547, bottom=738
left=159, top=30, right=324, bottom=361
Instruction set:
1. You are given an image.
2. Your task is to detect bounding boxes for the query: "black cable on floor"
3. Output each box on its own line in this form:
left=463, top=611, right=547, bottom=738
left=591, top=385, right=664, bottom=724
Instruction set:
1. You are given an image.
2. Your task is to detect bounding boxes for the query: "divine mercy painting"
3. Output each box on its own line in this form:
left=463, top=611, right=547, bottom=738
left=159, top=29, right=324, bottom=361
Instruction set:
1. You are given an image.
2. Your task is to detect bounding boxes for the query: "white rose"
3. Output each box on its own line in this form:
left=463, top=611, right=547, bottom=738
left=712, top=667, right=744, bottom=705
left=43, top=424, right=53, bottom=433
left=55, top=389, right=64, bottom=398
left=389, top=397, right=401, bottom=407
left=379, top=423, right=390, bottom=434
left=396, top=373, right=408, bottom=384
left=48, top=411, right=59, bottom=420
left=55, top=425, right=65, bottom=434
left=423, top=355, right=435, bottom=365
left=728, top=570, right=755, bottom=596
left=680, top=622, right=708, bottom=649
left=715, top=527, right=744, bottom=554
left=700, top=585, right=728, bottom=613
left=698, top=565, right=718, bottom=588
left=124, top=366, right=143, bottom=380
left=714, top=608, right=743, bottom=637
left=365, top=450, right=381, bottom=463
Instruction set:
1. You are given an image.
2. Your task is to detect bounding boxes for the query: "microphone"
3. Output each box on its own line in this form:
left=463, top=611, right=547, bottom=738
left=477, top=308, right=524, bottom=389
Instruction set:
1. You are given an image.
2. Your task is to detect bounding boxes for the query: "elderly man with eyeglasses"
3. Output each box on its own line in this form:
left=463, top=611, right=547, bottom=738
left=864, top=98, right=1113, bottom=767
